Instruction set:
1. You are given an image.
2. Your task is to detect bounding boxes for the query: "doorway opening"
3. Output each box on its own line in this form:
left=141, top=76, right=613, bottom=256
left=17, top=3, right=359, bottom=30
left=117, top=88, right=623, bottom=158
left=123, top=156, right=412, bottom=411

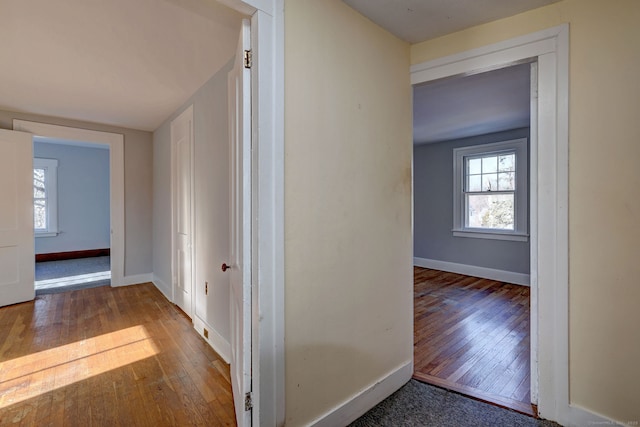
left=410, top=24, right=570, bottom=422
left=32, top=137, right=112, bottom=295
left=412, top=62, right=535, bottom=414
left=13, top=119, right=125, bottom=290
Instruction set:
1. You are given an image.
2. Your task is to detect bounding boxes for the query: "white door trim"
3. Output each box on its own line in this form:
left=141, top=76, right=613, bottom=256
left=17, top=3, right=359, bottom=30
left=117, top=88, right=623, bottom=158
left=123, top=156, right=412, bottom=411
left=12, top=119, right=125, bottom=287
left=214, top=1, right=285, bottom=425
left=410, top=24, right=605, bottom=426
left=411, top=25, right=569, bottom=420
left=528, top=59, right=540, bottom=405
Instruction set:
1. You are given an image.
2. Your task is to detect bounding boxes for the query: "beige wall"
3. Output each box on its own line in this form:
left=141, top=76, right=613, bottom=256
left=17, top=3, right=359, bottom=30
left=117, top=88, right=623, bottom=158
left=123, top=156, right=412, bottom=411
left=285, top=1, right=413, bottom=425
left=412, top=1, right=640, bottom=423
left=0, top=109, right=153, bottom=277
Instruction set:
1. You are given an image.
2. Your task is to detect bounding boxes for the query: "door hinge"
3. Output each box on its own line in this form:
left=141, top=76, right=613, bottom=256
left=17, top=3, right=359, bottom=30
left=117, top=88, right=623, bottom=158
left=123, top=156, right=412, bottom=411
left=244, top=392, right=253, bottom=411
left=244, top=50, right=252, bottom=69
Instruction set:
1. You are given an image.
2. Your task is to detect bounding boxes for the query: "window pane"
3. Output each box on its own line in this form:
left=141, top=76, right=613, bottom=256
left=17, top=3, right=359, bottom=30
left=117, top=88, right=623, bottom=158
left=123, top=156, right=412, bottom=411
left=467, top=175, right=482, bottom=192
left=483, top=173, right=498, bottom=191
left=468, top=158, right=481, bottom=175
left=467, top=193, right=514, bottom=230
left=498, top=172, right=515, bottom=191
left=34, top=199, right=47, bottom=230
left=482, top=156, right=498, bottom=173
left=498, top=154, right=515, bottom=171
left=34, top=168, right=46, bottom=198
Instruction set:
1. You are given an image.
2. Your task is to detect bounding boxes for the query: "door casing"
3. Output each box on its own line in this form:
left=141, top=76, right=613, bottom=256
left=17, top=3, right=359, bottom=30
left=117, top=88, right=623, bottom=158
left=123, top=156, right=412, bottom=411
left=13, top=119, right=125, bottom=287
left=219, top=2, right=286, bottom=426
left=411, top=24, right=570, bottom=424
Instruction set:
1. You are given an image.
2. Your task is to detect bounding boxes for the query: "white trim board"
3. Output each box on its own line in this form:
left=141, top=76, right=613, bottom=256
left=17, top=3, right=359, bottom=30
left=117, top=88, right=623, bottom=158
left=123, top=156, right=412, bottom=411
left=151, top=276, right=233, bottom=362
left=194, top=315, right=232, bottom=363
left=118, top=273, right=153, bottom=287
left=12, top=119, right=125, bottom=288
left=245, top=2, right=286, bottom=426
left=152, top=275, right=172, bottom=301
left=414, top=257, right=530, bottom=286
left=309, top=361, right=413, bottom=427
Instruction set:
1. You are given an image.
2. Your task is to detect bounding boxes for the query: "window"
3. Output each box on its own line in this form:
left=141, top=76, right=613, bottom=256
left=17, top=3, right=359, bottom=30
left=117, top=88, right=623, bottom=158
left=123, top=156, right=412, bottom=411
left=453, top=138, right=528, bottom=241
left=33, top=158, right=58, bottom=237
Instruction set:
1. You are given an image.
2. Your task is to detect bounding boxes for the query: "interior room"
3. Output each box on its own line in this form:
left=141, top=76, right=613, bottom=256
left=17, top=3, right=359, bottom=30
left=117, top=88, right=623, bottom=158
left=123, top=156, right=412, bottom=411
left=412, top=63, right=535, bottom=414
left=33, top=138, right=112, bottom=294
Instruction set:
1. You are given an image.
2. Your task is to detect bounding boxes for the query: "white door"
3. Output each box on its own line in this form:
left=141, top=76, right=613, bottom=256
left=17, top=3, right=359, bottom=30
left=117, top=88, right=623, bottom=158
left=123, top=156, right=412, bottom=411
left=0, top=129, right=34, bottom=307
left=228, top=19, right=252, bottom=427
left=171, top=106, right=194, bottom=317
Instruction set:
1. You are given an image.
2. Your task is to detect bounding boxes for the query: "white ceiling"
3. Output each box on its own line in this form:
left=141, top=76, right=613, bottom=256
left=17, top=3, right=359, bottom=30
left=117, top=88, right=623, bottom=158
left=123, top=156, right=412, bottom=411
left=340, top=1, right=539, bottom=145
left=3, top=1, right=546, bottom=134
left=343, top=0, right=561, bottom=44
left=0, top=0, right=243, bottom=131
left=413, top=63, right=531, bottom=145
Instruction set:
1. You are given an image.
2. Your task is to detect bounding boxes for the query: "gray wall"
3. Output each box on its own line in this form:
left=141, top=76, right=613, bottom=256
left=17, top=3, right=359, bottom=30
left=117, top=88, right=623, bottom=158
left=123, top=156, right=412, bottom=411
left=153, top=57, right=234, bottom=344
left=413, top=128, right=530, bottom=274
left=0, top=109, right=153, bottom=276
left=34, top=142, right=110, bottom=254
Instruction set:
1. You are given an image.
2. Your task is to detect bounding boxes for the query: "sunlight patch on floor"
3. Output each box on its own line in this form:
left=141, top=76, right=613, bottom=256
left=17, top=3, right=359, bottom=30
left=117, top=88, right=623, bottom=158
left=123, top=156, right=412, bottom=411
left=0, top=325, right=158, bottom=408
left=34, top=270, right=111, bottom=289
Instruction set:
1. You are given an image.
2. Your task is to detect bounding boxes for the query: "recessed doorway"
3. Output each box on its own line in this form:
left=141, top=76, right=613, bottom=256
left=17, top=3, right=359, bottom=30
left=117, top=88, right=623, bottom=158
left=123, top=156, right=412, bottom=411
left=412, top=63, right=535, bottom=415
left=410, top=24, right=570, bottom=421
left=13, top=119, right=125, bottom=289
left=32, top=137, right=112, bottom=295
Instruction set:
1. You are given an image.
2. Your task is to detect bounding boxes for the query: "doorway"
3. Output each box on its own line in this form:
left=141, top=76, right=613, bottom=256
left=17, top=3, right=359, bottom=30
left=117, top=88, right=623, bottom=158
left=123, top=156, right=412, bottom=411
left=410, top=24, right=569, bottom=421
left=412, top=63, right=534, bottom=414
left=13, top=119, right=125, bottom=288
left=32, top=137, right=112, bottom=294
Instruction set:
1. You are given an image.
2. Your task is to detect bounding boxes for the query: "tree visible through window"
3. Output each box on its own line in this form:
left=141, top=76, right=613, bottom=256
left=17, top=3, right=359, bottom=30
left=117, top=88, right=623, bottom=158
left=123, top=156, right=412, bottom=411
left=453, top=138, right=528, bottom=241
left=465, top=153, right=516, bottom=230
left=33, top=158, right=58, bottom=236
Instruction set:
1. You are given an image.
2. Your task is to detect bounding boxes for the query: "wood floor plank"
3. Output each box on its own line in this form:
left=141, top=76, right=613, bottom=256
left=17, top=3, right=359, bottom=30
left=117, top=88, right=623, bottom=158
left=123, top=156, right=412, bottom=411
left=0, top=283, right=237, bottom=426
left=413, top=267, right=535, bottom=416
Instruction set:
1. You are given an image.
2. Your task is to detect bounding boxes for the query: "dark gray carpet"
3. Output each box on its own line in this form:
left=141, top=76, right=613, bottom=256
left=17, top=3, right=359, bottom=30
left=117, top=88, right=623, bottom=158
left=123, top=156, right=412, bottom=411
left=350, top=380, right=561, bottom=427
left=35, top=256, right=111, bottom=295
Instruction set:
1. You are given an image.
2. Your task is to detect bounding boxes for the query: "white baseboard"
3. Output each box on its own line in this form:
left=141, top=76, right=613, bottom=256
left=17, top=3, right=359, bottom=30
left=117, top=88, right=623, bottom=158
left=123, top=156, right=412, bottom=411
left=113, top=273, right=153, bottom=287
left=309, top=361, right=413, bottom=427
left=560, top=403, right=626, bottom=427
left=414, top=257, right=530, bottom=286
left=193, top=315, right=231, bottom=363
left=151, top=275, right=172, bottom=301
left=150, top=276, right=231, bottom=362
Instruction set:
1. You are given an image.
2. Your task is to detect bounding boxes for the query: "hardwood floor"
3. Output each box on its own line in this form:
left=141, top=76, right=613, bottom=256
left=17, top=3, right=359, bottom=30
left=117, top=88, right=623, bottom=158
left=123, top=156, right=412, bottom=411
left=0, top=283, right=236, bottom=426
left=413, top=267, right=534, bottom=416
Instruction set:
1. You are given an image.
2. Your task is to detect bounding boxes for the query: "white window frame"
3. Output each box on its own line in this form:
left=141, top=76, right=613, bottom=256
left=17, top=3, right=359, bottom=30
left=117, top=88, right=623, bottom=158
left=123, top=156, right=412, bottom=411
left=33, top=157, right=59, bottom=237
left=453, top=138, right=528, bottom=241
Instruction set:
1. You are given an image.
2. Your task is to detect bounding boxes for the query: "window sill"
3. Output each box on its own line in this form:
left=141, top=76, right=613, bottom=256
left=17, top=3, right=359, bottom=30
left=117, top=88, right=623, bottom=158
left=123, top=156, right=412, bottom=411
left=452, top=229, right=529, bottom=242
left=35, top=231, right=59, bottom=238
